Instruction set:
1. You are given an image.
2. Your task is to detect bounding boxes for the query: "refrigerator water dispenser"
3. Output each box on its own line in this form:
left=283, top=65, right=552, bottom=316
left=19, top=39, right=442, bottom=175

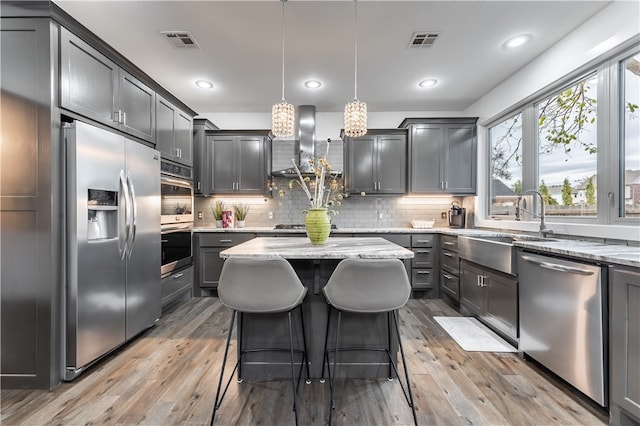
left=87, top=189, right=117, bottom=240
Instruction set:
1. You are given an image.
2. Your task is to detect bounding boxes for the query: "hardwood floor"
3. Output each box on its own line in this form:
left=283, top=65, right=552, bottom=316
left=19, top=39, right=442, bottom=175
left=1, top=297, right=607, bottom=425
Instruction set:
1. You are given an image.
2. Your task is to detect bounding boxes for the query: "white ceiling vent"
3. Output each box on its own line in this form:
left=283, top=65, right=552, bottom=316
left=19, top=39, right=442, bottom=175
left=160, top=31, right=200, bottom=49
left=408, top=32, right=440, bottom=48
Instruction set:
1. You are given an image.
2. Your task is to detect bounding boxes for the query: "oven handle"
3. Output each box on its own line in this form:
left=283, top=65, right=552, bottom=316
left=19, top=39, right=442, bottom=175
left=161, top=174, right=194, bottom=190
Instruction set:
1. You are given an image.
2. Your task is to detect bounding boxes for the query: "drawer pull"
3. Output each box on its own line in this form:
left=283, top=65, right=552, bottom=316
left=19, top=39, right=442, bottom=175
left=443, top=252, right=453, bottom=257
left=443, top=241, right=456, bottom=246
left=443, top=273, right=453, bottom=280
left=415, top=249, right=430, bottom=254
left=416, top=271, right=431, bottom=275
left=172, top=273, right=184, bottom=279
left=416, top=239, right=431, bottom=243
left=219, top=239, right=233, bottom=243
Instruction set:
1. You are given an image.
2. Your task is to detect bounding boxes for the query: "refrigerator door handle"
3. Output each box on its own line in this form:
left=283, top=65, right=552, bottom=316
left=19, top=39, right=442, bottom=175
left=126, top=172, right=138, bottom=259
left=119, top=170, right=132, bottom=259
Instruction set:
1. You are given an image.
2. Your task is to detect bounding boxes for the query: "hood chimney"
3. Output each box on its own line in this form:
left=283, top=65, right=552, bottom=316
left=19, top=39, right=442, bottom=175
left=296, top=105, right=315, bottom=170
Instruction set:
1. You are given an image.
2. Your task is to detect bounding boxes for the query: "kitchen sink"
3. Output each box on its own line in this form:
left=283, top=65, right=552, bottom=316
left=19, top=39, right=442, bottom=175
left=458, top=234, right=557, bottom=275
left=458, top=235, right=517, bottom=275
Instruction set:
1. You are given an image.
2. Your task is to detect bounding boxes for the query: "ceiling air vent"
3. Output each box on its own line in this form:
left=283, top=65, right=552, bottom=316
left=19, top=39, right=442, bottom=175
left=160, top=31, right=200, bottom=49
left=408, top=32, right=440, bottom=48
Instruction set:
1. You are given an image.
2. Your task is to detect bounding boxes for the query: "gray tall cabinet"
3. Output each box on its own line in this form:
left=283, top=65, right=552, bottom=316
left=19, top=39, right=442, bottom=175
left=1, top=1, right=195, bottom=390
left=400, top=118, right=477, bottom=195
left=1, top=12, right=62, bottom=390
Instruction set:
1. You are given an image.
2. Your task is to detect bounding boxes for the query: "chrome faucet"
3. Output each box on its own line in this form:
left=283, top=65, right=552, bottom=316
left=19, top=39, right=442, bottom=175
left=515, top=189, right=553, bottom=238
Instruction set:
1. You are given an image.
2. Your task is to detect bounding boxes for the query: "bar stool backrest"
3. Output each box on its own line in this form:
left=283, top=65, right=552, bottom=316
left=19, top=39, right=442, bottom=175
left=218, top=257, right=307, bottom=314
left=323, top=258, right=411, bottom=313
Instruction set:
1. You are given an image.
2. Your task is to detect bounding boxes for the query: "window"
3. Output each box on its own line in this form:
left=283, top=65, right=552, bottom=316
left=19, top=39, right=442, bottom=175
left=536, top=74, right=598, bottom=217
left=621, top=53, right=640, bottom=218
left=489, top=113, right=522, bottom=218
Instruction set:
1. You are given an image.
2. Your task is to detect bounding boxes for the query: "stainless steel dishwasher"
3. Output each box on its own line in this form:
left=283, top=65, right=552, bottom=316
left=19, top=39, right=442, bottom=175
left=517, top=251, right=607, bottom=407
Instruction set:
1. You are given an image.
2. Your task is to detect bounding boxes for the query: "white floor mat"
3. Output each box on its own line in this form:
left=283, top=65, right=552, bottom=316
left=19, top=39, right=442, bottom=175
left=433, top=316, right=518, bottom=352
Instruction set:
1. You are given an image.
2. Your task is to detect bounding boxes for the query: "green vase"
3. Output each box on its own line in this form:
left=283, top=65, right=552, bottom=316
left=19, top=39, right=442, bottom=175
left=304, top=208, right=332, bottom=245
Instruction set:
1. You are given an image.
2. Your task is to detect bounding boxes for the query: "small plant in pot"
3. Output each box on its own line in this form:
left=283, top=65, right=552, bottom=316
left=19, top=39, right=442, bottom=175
left=210, top=200, right=225, bottom=228
left=234, top=203, right=249, bottom=228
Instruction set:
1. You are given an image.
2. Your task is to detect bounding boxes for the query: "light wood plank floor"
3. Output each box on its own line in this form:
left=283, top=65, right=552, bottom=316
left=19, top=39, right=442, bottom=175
left=1, top=297, right=607, bottom=425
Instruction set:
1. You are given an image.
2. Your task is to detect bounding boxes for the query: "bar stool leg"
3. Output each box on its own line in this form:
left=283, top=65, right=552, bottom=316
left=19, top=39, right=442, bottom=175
left=287, top=311, right=300, bottom=426
left=328, top=310, right=342, bottom=426
left=320, top=304, right=332, bottom=383
left=211, top=310, right=237, bottom=426
left=393, top=310, right=418, bottom=426
left=237, top=312, right=244, bottom=383
left=298, top=305, right=312, bottom=385
left=387, top=311, right=393, bottom=381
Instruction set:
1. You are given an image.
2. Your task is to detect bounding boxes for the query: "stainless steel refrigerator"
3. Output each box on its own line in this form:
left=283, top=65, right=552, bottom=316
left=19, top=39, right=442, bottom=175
left=63, top=120, right=161, bottom=380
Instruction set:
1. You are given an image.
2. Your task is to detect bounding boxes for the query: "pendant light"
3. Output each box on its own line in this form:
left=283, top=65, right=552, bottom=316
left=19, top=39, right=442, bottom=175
left=343, top=0, right=367, bottom=138
left=272, top=0, right=295, bottom=138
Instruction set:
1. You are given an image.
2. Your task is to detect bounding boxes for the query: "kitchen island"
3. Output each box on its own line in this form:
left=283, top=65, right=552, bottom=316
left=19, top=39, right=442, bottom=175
left=219, top=237, right=414, bottom=379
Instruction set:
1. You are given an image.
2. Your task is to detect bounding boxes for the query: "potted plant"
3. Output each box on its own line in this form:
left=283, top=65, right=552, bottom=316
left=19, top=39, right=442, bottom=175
left=210, top=200, right=225, bottom=228
left=234, top=203, right=249, bottom=228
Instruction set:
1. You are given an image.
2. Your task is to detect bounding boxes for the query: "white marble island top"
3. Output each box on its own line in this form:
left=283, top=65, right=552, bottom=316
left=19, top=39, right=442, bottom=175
left=220, top=237, right=415, bottom=260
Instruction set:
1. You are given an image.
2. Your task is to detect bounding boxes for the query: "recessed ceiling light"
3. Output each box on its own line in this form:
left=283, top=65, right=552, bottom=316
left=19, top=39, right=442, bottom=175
left=304, top=80, right=322, bottom=89
left=195, top=80, right=214, bottom=89
left=418, top=79, right=437, bottom=88
left=504, top=34, right=532, bottom=49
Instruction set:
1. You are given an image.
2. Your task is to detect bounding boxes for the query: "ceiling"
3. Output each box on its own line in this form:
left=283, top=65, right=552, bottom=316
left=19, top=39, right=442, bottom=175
left=53, top=0, right=611, bottom=115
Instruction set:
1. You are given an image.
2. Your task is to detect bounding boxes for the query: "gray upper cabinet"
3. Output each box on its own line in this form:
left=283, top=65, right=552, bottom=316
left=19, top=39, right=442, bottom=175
left=60, top=28, right=155, bottom=143
left=156, top=95, right=193, bottom=166
left=193, top=119, right=218, bottom=195
left=400, top=118, right=477, bottom=195
left=343, top=129, right=407, bottom=194
left=207, top=131, right=272, bottom=195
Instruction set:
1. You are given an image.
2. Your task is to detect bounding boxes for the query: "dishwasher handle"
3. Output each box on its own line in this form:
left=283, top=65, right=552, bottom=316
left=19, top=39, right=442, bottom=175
left=520, top=255, right=594, bottom=276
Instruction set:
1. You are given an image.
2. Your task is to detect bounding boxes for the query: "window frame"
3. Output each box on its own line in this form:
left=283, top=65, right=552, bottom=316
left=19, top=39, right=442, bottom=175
left=481, top=41, right=640, bottom=237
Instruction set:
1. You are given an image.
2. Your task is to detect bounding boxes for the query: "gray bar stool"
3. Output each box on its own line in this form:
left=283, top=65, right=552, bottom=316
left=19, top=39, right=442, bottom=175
left=210, top=257, right=310, bottom=426
left=320, top=258, right=418, bottom=425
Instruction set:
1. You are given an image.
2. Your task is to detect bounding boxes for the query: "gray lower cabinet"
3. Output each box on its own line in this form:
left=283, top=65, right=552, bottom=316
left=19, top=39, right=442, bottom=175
left=460, top=259, right=518, bottom=342
left=195, top=233, right=255, bottom=295
left=193, top=119, right=218, bottom=195
left=343, top=130, right=407, bottom=194
left=161, top=265, right=193, bottom=310
left=440, top=235, right=460, bottom=301
left=610, top=266, right=640, bottom=426
left=60, top=27, right=156, bottom=143
left=399, top=118, right=477, bottom=195
left=207, top=131, right=272, bottom=195
left=156, top=95, right=193, bottom=166
left=411, top=234, right=438, bottom=297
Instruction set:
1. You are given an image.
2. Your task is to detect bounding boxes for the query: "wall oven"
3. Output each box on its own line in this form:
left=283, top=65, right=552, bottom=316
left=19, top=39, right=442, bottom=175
left=161, top=222, right=193, bottom=276
left=161, top=161, right=193, bottom=225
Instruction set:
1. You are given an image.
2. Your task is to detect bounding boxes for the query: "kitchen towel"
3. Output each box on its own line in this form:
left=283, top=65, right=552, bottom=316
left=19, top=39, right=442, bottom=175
left=433, top=316, right=517, bottom=352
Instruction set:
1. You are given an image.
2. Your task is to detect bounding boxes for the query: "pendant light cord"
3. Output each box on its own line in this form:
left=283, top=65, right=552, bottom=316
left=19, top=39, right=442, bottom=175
left=281, top=0, right=286, bottom=102
left=353, top=0, right=359, bottom=101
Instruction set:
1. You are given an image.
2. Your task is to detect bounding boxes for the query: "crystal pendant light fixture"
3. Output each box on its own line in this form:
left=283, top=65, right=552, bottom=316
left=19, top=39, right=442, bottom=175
left=272, top=0, right=295, bottom=138
left=344, top=0, right=367, bottom=138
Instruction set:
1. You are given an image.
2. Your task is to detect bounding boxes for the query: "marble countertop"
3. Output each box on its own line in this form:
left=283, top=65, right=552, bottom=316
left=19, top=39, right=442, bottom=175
left=195, top=226, right=639, bottom=268
left=219, top=237, right=415, bottom=260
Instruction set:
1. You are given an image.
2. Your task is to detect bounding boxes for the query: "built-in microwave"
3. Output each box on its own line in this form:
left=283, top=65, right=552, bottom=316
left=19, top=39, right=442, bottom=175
left=161, top=174, right=193, bottom=225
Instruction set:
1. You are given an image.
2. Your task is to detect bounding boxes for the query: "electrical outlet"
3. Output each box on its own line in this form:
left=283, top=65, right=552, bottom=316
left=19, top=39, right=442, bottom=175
left=198, top=211, right=203, bottom=220
left=268, top=211, right=274, bottom=220
left=441, top=211, right=447, bottom=219
left=378, top=212, right=383, bottom=220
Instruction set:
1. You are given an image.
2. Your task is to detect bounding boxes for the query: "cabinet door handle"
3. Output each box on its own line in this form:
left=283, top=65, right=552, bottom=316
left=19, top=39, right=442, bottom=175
left=122, top=111, right=126, bottom=125
left=444, top=181, right=448, bottom=189
left=172, top=272, right=184, bottom=279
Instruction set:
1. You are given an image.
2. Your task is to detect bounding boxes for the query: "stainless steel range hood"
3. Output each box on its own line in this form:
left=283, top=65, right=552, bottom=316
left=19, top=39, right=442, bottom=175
left=271, top=105, right=316, bottom=177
